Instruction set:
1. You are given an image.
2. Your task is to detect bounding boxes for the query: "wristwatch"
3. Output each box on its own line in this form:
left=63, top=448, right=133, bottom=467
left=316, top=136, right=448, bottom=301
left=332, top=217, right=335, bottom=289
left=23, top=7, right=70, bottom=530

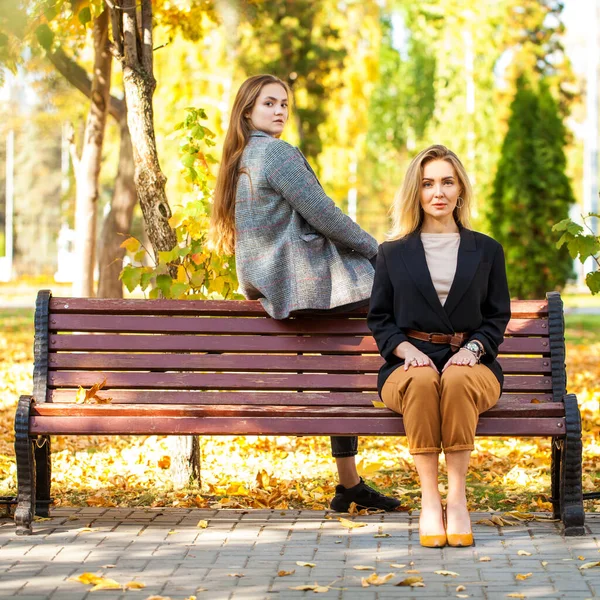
left=463, top=340, right=484, bottom=362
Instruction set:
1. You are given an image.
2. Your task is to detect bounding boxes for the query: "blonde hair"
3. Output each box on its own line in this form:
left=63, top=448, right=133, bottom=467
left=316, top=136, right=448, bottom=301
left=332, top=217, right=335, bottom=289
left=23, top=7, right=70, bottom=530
left=210, top=74, right=291, bottom=255
left=387, top=145, right=472, bottom=240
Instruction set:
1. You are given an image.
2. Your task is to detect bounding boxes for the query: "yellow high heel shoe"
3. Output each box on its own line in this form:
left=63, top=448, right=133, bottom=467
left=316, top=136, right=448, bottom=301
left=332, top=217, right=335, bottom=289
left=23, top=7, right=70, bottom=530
left=446, top=532, right=473, bottom=547
left=419, top=532, right=447, bottom=548
left=445, top=505, right=473, bottom=547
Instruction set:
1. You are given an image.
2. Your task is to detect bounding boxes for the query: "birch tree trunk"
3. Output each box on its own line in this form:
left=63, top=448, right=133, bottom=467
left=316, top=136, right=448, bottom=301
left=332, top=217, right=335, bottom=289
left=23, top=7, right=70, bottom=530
left=109, top=0, right=177, bottom=262
left=71, top=9, right=112, bottom=297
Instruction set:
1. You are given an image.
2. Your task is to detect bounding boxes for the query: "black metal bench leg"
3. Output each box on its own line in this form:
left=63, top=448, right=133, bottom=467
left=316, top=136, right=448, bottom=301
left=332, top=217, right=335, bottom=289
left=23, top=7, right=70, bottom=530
left=14, top=396, right=36, bottom=535
left=561, top=394, right=585, bottom=536
left=551, top=438, right=562, bottom=519
left=34, top=436, right=51, bottom=517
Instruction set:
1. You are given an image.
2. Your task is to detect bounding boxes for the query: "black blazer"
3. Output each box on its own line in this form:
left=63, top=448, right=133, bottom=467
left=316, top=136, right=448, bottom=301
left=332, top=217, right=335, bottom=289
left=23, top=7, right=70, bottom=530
left=367, top=226, right=511, bottom=395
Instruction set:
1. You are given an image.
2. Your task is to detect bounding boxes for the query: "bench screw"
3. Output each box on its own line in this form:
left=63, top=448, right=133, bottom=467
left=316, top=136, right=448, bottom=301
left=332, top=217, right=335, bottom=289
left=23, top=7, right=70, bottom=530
left=557, top=422, right=563, bottom=428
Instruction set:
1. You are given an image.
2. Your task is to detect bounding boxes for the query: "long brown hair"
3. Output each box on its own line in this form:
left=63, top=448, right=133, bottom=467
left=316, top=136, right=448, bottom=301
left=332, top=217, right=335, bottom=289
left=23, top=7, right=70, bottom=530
left=387, top=144, right=472, bottom=240
left=210, top=74, right=290, bottom=255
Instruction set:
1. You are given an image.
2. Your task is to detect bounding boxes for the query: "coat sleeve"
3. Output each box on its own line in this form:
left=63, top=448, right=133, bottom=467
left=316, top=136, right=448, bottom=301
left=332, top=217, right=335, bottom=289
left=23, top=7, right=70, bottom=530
left=264, top=140, right=378, bottom=258
left=469, top=244, right=511, bottom=361
left=367, top=247, right=410, bottom=362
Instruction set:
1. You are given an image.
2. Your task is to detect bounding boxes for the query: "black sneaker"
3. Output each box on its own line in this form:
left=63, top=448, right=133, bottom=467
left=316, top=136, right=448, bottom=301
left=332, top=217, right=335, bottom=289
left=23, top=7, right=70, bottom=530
left=330, top=478, right=401, bottom=512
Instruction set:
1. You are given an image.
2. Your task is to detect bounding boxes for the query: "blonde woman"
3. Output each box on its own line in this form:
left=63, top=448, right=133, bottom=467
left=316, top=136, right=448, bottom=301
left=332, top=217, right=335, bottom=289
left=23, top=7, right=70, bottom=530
left=211, top=74, right=400, bottom=513
left=367, top=145, right=510, bottom=547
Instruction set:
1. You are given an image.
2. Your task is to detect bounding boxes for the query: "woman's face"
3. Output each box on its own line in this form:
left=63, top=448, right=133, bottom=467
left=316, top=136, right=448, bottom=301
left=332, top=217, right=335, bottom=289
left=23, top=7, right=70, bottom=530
left=246, top=83, right=288, bottom=138
left=420, top=159, right=461, bottom=222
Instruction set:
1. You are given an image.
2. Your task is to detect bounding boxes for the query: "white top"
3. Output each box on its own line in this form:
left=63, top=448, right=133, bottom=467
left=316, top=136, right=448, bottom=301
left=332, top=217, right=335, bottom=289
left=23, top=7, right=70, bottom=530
left=420, top=233, right=460, bottom=306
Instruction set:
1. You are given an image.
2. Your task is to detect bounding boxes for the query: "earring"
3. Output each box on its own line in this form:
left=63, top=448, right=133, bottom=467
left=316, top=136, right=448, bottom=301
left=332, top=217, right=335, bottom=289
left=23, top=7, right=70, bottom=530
left=456, top=196, right=464, bottom=209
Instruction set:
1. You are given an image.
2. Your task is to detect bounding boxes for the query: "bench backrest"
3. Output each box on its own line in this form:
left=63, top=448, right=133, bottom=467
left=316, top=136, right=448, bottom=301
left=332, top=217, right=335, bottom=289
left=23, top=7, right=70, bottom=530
left=33, top=290, right=567, bottom=416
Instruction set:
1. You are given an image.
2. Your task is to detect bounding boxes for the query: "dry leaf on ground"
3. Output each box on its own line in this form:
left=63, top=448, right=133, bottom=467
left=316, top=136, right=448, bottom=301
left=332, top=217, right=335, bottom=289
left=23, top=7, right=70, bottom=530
left=517, top=550, right=532, bottom=556
left=435, top=570, right=459, bottom=577
left=580, top=561, right=600, bottom=569
left=363, top=573, right=394, bottom=586
left=507, top=594, right=526, bottom=599
left=353, top=566, right=375, bottom=571
left=456, top=585, right=466, bottom=592
left=90, top=578, right=121, bottom=591
left=277, top=570, right=295, bottom=577
left=479, top=556, right=492, bottom=562
left=123, top=582, right=145, bottom=590
left=338, top=517, right=367, bottom=529
left=396, top=576, right=424, bottom=587
left=296, top=561, right=316, bottom=568
left=374, top=533, right=390, bottom=538
left=197, top=520, right=208, bottom=528
left=515, top=573, right=532, bottom=580
left=390, top=563, right=406, bottom=568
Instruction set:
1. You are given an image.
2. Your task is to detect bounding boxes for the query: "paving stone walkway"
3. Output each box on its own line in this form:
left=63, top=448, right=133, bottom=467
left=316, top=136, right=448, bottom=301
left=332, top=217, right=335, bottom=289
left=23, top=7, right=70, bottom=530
left=0, top=509, right=599, bottom=600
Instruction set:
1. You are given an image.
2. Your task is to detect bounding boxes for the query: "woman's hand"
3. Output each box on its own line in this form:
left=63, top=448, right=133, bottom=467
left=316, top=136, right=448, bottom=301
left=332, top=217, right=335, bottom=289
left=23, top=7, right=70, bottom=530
left=442, top=348, right=477, bottom=372
left=394, top=341, right=439, bottom=373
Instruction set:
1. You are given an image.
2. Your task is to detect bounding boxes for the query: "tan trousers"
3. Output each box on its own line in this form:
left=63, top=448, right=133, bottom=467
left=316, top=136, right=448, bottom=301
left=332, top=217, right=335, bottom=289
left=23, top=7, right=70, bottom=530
left=381, top=364, right=500, bottom=455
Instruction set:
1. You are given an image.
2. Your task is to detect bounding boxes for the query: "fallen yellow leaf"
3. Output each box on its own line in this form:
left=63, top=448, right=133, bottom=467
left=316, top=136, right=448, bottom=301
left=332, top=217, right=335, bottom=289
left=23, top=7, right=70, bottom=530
left=517, top=550, right=532, bottom=556
left=277, top=570, right=295, bottom=577
left=457, top=595, right=469, bottom=599
left=405, top=569, right=420, bottom=574
left=390, top=563, right=406, bottom=568
left=515, top=573, right=532, bottom=580
left=579, top=561, right=600, bottom=569
left=197, top=520, right=208, bottom=528
left=353, top=566, right=376, bottom=571
left=507, top=594, right=526, bottom=599
left=479, top=556, right=492, bottom=562
left=374, top=533, right=390, bottom=538
left=296, top=561, right=316, bottom=568
left=289, top=584, right=321, bottom=591
left=361, top=577, right=370, bottom=588
left=396, top=576, right=424, bottom=587
left=338, top=517, right=367, bottom=529
left=435, top=570, right=459, bottom=577
left=456, top=585, right=466, bottom=592
left=364, top=573, right=394, bottom=586
left=578, top=555, right=585, bottom=560
left=90, top=578, right=122, bottom=591
left=69, top=573, right=103, bottom=585
left=158, top=456, right=171, bottom=470
left=541, top=561, right=548, bottom=567
left=123, top=581, right=145, bottom=590
left=228, top=573, right=244, bottom=578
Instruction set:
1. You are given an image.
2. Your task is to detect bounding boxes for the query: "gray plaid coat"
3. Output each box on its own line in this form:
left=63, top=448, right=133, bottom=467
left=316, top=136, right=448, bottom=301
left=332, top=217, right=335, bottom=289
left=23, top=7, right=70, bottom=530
left=235, top=131, right=378, bottom=319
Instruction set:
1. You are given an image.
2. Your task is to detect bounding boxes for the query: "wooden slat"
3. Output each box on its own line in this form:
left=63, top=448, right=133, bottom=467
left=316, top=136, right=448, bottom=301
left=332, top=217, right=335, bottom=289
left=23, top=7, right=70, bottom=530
left=29, top=415, right=565, bottom=436
left=31, top=402, right=566, bottom=419
left=49, top=297, right=550, bottom=319
left=48, top=353, right=552, bottom=374
left=47, top=371, right=553, bottom=392
left=49, top=334, right=551, bottom=354
left=47, top=390, right=554, bottom=406
left=50, top=314, right=549, bottom=336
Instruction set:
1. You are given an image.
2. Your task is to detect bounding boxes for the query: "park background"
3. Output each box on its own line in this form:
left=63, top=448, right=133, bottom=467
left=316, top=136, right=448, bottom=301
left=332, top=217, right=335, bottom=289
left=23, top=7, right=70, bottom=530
left=0, top=0, right=598, bottom=515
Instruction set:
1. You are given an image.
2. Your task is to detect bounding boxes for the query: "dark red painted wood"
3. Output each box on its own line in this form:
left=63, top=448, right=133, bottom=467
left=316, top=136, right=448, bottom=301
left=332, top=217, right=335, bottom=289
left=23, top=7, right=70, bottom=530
left=49, top=334, right=551, bottom=354
left=47, top=353, right=553, bottom=374
left=50, top=313, right=549, bottom=336
left=47, top=371, right=553, bottom=392
left=31, top=402, right=566, bottom=419
left=50, top=297, right=550, bottom=318
left=29, top=415, right=565, bottom=436
left=47, top=389, right=554, bottom=406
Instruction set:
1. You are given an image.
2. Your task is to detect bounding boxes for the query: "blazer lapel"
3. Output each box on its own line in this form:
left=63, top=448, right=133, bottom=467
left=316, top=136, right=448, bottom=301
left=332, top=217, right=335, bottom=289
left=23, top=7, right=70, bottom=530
left=400, top=233, right=454, bottom=331
left=443, top=227, right=481, bottom=317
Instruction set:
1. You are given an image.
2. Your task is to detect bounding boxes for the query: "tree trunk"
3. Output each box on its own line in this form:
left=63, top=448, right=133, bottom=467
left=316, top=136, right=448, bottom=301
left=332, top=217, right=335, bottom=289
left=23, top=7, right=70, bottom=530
left=121, top=66, right=177, bottom=260
left=71, top=9, right=112, bottom=297
left=97, top=108, right=136, bottom=298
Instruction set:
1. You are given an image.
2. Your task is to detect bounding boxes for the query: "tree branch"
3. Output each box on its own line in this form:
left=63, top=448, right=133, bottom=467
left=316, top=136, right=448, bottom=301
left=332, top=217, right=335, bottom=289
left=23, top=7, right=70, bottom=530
left=140, top=0, right=153, bottom=77
left=46, top=46, right=125, bottom=121
left=121, top=0, right=139, bottom=67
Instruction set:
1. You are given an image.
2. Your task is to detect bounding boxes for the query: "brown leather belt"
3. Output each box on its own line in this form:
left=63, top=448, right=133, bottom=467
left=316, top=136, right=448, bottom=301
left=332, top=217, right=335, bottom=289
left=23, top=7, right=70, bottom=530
left=406, top=329, right=467, bottom=352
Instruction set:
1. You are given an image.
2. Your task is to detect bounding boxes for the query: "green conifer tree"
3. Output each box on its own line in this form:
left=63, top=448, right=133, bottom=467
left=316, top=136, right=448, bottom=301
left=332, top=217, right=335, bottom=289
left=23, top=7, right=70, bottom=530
left=490, top=76, right=574, bottom=298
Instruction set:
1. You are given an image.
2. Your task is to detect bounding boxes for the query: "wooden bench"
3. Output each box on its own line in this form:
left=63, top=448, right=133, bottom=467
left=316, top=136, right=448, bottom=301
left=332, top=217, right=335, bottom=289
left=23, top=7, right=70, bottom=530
left=14, top=290, right=585, bottom=536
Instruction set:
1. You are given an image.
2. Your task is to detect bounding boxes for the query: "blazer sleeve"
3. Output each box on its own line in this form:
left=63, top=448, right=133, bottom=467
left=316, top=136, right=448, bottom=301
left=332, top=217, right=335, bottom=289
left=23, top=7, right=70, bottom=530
left=264, top=140, right=378, bottom=258
left=469, top=244, right=511, bottom=361
left=367, top=247, right=410, bottom=361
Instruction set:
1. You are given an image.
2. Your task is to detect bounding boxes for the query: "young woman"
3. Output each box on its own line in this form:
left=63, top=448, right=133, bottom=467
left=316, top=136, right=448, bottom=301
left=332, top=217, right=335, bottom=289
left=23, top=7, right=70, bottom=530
left=367, top=145, right=510, bottom=547
left=211, top=74, right=400, bottom=513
